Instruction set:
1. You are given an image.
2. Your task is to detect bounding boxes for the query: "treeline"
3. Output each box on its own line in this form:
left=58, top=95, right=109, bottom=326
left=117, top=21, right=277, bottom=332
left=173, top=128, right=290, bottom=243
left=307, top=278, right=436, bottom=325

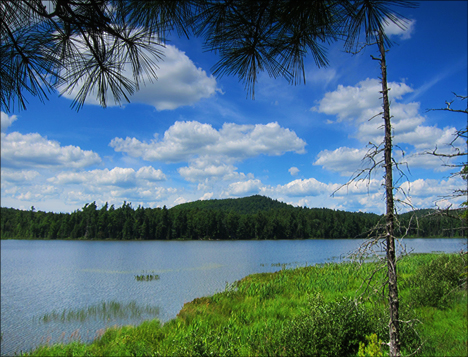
left=0, top=196, right=465, bottom=240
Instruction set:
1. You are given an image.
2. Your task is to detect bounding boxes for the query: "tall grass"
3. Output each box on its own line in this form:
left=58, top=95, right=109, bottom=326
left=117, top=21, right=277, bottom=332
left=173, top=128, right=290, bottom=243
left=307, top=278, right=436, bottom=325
left=36, top=301, right=159, bottom=323
left=24, top=252, right=467, bottom=357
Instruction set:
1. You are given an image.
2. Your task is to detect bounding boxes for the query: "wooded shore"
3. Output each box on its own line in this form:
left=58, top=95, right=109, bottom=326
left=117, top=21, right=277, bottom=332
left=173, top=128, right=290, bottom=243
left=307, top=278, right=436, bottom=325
left=2, top=196, right=465, bottom=240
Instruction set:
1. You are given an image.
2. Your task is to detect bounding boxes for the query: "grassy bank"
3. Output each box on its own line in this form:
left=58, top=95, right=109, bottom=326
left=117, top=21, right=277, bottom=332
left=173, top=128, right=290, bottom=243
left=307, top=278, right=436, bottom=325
left=24, top=252, right=467, bottom=356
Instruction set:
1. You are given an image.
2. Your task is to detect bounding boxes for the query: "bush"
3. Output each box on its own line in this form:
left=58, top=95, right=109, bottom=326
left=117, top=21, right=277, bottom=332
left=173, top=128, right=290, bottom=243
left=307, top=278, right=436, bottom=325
left=358, top=334, right=383, bottom=357
left=408, top=253, right=467, bottom=309
left=399, top=307, right=424, bottom=356
left=281, top=294, right=373, bottom=357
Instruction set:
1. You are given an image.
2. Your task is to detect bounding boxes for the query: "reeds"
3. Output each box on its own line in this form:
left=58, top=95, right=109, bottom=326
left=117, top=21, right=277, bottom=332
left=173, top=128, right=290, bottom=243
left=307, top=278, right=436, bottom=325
left=134, top=270, right=160, bottom=281
left=261, top=262, right=301, bottom=269
left=37, top=301, right=159, bottom=323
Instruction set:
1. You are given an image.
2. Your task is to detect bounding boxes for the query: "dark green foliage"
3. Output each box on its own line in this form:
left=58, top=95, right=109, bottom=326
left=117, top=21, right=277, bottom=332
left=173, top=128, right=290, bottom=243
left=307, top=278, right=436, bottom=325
left=1, top=196, right=465, bottom=240
left=171, top=195, right=291, bottom=214
left=282, top=294, right=373, bottom=357
left=407, top=253, right=467, bottom=309
left=398, top=308, right=424, bottom=356
left=398, top=209, right=467, bottom=238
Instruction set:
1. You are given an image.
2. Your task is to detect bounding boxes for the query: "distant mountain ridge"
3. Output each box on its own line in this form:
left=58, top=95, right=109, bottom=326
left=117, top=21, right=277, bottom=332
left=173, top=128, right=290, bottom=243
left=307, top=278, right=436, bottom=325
left=170, top=195, right=292, bottom=214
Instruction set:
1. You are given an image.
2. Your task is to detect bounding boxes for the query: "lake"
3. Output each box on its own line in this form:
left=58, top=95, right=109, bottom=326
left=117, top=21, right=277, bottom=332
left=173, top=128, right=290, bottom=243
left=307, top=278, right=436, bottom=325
left=1, top=238, right=466, bottom=356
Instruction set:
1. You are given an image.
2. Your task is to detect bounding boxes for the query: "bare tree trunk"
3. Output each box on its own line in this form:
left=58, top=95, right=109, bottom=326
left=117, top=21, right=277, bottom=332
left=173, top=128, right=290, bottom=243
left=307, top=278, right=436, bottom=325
left=378, top=31, right=401, bottom=357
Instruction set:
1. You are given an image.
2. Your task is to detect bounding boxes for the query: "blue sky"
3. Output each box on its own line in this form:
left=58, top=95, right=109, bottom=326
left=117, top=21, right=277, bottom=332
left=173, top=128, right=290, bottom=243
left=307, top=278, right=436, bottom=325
left=1, top=1, right=467, bottom=214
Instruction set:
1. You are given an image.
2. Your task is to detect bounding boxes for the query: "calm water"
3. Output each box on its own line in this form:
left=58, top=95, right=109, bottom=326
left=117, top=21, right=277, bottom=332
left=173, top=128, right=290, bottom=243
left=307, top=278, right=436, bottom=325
left=1, top=238, right=466, bottom=355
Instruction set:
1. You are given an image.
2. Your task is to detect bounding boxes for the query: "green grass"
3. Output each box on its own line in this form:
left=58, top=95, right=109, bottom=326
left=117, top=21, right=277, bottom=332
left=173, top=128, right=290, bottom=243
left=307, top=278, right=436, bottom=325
left=24, top=252, right=467, bottom=356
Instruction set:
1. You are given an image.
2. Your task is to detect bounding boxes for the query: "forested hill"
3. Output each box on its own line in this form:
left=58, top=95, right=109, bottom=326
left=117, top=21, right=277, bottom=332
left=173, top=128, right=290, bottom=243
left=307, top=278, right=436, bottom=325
left=1, top=196, right=466, bottom=240
left=171, top=195, right=292, bottom=214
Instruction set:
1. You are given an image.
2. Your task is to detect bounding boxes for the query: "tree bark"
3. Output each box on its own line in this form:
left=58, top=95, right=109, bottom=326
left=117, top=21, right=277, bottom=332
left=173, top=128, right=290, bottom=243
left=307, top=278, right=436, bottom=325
left=377, top=31, right=401, bottom=357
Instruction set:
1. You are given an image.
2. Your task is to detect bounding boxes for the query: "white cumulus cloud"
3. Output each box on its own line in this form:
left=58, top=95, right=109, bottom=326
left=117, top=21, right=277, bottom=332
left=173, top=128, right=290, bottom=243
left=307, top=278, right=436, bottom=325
left=384, top=19, right=416, bottom=40
left=289, top=167, right=300, bottom=176
left=1, top=112, right=18, bottom=132
left=1, top=132, right=101, bottom=169
left=200, top=192, right=214, bottom=201
left=135, top=166, right=167, bottom=181
left=111, top=121, right=306, bottom=183
left=226, top=179, right=264, bottom=196
left=131, top=45, right=219, bottom=110
left=61, top=44, right=218, bottom=110
left=49, top=166, right=166, bottom=187
left=314, top=147, right=375, bottom=176
left=313, top=78, right=463, bottom=175
left=397, top=176, right=465, bottom=209
left=178, top=159, right=238, bottom=183
left=111, top=121, right=306, bottom=163
left=275, top=178, right=329, bottom=197
left=313, top=78, right=413, bottom=122
left=1, top=169, right=40, bottom=184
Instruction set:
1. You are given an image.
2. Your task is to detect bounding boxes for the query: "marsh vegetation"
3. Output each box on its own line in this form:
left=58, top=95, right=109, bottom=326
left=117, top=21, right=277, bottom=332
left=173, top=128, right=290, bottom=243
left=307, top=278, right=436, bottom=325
left=24, top=252, right=467, bottom=356
left=35, top=301, right=159, bottom=324
left=134, top=271, right=160, bottom=281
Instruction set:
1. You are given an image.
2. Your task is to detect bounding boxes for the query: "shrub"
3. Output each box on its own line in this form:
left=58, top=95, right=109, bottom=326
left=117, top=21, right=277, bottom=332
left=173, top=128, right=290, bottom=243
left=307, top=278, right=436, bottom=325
left=398, top=307, right=424, bottom=356
left=408, top=253, right=467, bottom=309
left=358, top=334, right=383, bottom=357
left=281, top=294, right=373, bottom=357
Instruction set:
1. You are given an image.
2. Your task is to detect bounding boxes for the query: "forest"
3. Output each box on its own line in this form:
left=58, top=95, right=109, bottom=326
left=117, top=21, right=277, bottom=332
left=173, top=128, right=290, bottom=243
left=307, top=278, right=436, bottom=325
left=0, top=195, right=465, bottom=240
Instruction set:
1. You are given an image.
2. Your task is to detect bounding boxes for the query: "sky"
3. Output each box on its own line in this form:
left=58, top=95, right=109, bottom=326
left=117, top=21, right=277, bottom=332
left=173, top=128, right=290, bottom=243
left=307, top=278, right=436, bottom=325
left=1, top=1, right=467, bottom=214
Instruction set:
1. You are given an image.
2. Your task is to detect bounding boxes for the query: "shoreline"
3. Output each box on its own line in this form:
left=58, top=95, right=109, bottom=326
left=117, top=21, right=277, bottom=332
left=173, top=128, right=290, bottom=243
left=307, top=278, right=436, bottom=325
left=2, top=236, right=466, bottom=241
left=19, top=252, right=468, bottom=356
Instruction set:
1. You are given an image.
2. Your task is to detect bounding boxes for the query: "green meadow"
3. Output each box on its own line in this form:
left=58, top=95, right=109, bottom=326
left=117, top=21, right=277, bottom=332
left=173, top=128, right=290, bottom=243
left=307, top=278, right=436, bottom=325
left=24, top=252, right=467, bottom=356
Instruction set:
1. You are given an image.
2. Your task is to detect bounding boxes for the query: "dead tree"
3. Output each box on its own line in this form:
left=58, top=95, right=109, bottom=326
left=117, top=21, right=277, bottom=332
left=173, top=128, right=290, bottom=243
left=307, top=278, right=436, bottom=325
left=375, top=30, right=401, bottom=356
left=338, top=29, right=408, bottom=357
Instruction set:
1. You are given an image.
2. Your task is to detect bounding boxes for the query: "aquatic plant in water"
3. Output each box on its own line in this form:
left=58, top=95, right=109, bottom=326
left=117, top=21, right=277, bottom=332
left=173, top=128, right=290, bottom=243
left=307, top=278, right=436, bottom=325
left=36, top=300, right=159, bottom=323
left=134, top=270, right=160, bottom=281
